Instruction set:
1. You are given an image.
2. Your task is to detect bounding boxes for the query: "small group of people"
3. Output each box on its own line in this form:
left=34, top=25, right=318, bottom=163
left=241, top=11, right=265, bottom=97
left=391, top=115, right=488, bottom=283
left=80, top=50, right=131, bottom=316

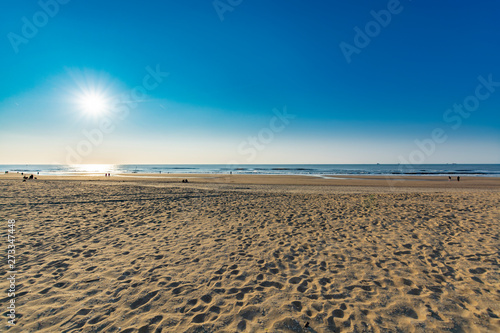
left=181, top=179, right=189, bottom=183
left=22, top=174, right=36, bottom=181
left=104, top=173, right=111, bottom=177
left=448, top=176, right=460, bottom=181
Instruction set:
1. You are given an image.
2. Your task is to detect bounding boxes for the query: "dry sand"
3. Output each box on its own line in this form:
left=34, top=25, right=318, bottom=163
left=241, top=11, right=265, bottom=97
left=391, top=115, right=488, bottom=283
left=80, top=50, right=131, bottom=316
left=1, top=175, right=499, bottom=332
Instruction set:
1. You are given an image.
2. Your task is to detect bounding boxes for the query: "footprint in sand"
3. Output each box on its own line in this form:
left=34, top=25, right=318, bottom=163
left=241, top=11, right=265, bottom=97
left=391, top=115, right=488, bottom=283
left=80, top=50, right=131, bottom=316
left=200, top=294, right=212, bottom=303
left=130, top=290, right=159, bottom=309
left=291, top=301, right=302, bottom=311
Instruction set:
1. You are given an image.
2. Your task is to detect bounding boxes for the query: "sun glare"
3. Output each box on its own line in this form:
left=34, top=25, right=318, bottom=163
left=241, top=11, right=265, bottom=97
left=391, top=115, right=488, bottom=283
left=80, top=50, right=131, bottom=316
left=66, top=69, right=116, bottom=117
left=80, top=93, right=108, bottom=115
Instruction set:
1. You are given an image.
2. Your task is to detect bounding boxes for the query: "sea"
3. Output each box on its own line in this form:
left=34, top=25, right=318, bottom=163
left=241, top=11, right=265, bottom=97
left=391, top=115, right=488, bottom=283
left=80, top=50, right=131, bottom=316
left=1, top=164, right=499, bottom=177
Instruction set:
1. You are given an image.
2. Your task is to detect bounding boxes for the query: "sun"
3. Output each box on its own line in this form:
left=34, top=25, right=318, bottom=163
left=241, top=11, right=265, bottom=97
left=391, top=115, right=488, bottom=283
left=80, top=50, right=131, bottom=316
left=67, top=69, right=116, bottom=117
left=80, top=93, right=108, bottom=115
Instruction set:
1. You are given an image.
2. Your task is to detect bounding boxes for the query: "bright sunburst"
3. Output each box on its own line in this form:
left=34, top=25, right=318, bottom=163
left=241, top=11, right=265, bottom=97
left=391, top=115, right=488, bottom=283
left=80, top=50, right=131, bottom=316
left=79, top=92, right=108, bottom=115
left=67, top=69, right=116, bottom=117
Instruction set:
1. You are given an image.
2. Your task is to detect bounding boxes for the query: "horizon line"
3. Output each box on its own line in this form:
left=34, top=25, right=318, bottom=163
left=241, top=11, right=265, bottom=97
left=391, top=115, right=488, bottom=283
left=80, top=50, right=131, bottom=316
left=1, top=163, right=499, bottom=166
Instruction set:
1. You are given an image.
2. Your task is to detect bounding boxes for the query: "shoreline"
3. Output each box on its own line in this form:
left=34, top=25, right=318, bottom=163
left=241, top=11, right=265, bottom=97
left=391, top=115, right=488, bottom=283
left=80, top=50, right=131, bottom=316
left=2, top=173, right=500, bottom=190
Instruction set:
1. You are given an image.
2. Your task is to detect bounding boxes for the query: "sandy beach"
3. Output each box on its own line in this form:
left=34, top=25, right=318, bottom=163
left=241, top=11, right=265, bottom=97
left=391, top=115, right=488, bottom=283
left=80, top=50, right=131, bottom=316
left=1, top=175, right=499, bottom=332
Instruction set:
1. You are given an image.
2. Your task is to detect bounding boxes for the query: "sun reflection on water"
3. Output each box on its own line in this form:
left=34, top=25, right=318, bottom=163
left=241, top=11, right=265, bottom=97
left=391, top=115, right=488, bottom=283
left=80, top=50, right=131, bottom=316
left=70, top=164, right=116, bottom=175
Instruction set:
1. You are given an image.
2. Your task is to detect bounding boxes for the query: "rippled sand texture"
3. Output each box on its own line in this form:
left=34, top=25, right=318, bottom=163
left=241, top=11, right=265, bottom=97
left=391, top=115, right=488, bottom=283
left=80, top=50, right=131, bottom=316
left=1, top=180, right=499, bottom=332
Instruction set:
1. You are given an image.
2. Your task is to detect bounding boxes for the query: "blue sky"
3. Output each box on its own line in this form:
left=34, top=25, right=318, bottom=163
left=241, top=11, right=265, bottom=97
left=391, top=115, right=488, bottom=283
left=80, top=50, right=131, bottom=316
left=0, top=0, right=499, bottom=164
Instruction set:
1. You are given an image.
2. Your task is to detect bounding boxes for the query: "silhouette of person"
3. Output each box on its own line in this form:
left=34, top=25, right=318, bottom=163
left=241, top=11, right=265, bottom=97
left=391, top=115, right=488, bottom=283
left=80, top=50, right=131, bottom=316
left=457, top=176, right=460, bottom=182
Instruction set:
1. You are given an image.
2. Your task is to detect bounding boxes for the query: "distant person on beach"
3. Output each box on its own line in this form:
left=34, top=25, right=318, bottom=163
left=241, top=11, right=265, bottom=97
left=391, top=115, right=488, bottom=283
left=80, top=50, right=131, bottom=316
left=448, top=176, right=451, bottom=181
left=457, top=176, right=460, bottom=182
